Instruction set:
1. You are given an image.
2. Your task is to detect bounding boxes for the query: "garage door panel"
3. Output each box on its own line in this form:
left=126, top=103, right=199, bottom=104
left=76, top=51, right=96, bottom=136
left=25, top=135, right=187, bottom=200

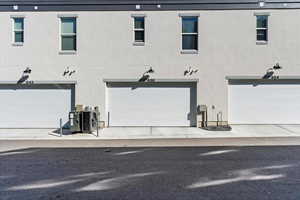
left=0, top=86, right=72, bottom=128
left=229, top=83, right=300, bottom=124
left=107, top=83, right=195, bottom=126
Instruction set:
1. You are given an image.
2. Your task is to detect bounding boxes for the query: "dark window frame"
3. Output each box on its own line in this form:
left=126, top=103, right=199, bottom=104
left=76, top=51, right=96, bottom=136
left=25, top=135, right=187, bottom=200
left=181, top=16, right=199, bottom=51
left=13, top=17, right=24, bottom=44
left=133, top=16, right=145, bottom=44
left=256, top=15, right=268, bottom=43
left=60, top=17, right=77, bottom=51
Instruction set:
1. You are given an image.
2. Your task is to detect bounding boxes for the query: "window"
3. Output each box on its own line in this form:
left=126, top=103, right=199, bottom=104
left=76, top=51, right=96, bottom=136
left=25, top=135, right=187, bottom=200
left=13, top=18, right=24, bottom=44
left=60, top=17, right=76, bottom=51
left=182, top=16, right=198, bottom=51
left=256, top=15, right=268, bottom=42
left=133, top=17, right=145, bottom=43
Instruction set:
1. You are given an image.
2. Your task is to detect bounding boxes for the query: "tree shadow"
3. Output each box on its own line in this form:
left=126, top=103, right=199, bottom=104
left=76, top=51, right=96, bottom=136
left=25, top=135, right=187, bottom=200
left=0, top=146, right=300, bottom=200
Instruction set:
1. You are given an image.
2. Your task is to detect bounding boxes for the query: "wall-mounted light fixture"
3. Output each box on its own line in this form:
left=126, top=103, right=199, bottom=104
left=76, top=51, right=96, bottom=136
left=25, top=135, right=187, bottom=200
left=273, top=63, right=282, bottom=70
left=262, top=63, right=282, bottom=79
left=17, top=67, right=32, bottom=84
left=145, top=67, right=154, bottom=74
left=69, top=70, right=76, bottom=76
left=138, top=67, right=154, bottom=82
left=63, top=67, right=69, bottom=76
left=184, top=66, right=198, bottom=76
left=262, top=68, right=274, bottom=79
left=23, top=67, right=32, bottom=74
left=63, top=67, right=76, bottom=76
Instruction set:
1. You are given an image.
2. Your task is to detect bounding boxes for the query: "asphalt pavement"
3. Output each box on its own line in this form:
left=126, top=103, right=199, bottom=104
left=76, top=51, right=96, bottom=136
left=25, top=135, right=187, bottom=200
left=1, top=145, right=300, bottom=200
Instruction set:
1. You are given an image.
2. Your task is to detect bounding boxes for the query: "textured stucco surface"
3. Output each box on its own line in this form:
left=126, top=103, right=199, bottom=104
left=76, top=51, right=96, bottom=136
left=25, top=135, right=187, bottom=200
left=0, top=9, right=300, bottom=123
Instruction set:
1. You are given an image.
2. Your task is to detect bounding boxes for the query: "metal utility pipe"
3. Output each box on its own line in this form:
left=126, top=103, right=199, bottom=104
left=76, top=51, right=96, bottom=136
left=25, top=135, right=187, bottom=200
left=60, top=118, right=63, bottom=137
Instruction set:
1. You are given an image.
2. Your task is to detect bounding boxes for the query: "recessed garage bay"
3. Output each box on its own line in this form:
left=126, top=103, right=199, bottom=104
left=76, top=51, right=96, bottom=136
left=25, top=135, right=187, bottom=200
left=228, top=80, right=300, bottom=124
left=0, top=84, right=74, bottom=128
left=106, top=82, right=197, bottom=127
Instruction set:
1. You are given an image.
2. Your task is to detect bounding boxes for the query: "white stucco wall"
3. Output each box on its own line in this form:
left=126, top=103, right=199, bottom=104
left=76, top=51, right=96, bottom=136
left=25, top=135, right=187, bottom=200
left=0, top=9, right=300, bottom=123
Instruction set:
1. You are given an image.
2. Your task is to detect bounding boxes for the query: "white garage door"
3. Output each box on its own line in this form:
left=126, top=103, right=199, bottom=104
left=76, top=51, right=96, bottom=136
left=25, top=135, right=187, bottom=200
left=229, top=81, right=300, bottom=124
left=0, top=85, right=73, bottom=128
left=106, top=82, right=197, bottom=126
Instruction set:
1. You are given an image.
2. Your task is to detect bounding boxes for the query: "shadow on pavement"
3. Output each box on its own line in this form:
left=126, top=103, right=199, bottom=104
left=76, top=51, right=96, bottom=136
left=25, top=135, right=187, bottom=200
left=1, top=146, right=300, bottom=200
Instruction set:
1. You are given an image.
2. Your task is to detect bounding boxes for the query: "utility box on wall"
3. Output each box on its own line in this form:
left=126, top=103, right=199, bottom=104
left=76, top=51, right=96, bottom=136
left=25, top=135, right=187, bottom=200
left=198, top=104, right=208, bottom=128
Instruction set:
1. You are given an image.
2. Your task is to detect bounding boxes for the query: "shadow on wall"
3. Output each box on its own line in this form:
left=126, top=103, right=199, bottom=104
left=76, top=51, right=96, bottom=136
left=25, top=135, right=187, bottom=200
left=17, top=75, right=29, bottom=84
left=0, top=146, right=299, bottom=199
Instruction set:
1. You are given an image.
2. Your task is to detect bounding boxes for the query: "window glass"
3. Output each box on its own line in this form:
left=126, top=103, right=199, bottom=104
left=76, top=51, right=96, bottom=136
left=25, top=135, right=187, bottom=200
left=182, top=17, right=198, bottom=33
left=257, top=15, right=267, bottom=28
left=135, top=31, right=144, bottom=42
left=134, top=17, right=144, bottom=29
left=14, top=18, right=24, bottom=30
left=257, top=30, right=267, bottom=41
left=182, top=16, right=198, bottom=50
left=256, top=15, right=268, bottom=42
left=15, top=32, right=24, bottom=43
left=61, top=17, right=76, bottom=51
left=182, top=35, right=198, bottom=50
left=61, top=18, right=76, bottom=34
left=62, top=36, right=76, bottom=51
left=134, top=17, right=145, bottom=43
left=13, top=18, right=24, bottom=43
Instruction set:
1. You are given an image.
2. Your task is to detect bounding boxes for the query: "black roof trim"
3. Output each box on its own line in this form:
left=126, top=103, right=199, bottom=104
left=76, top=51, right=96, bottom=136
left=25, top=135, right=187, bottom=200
left=0, top=0, right=300, bottom=11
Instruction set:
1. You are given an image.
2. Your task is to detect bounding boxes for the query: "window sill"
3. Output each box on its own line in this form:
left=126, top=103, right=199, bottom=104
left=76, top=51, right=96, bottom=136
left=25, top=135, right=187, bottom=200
left=133, top=42, right=145, bottom=46
left=59, top=51, right=77, bottom=55
left=181, top=50, right=198, bottom=54
left=256, top=41, right=268, bottom=45
left=12, top=42, right=23, bottom=46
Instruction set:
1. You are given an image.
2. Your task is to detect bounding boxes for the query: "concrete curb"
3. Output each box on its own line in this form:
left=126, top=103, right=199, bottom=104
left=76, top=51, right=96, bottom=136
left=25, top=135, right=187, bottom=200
left=1, top=137, right=300, bottom=150
left=2, top=135, right=300, bottom=140
left=2, top=133, right=300, bottom=140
